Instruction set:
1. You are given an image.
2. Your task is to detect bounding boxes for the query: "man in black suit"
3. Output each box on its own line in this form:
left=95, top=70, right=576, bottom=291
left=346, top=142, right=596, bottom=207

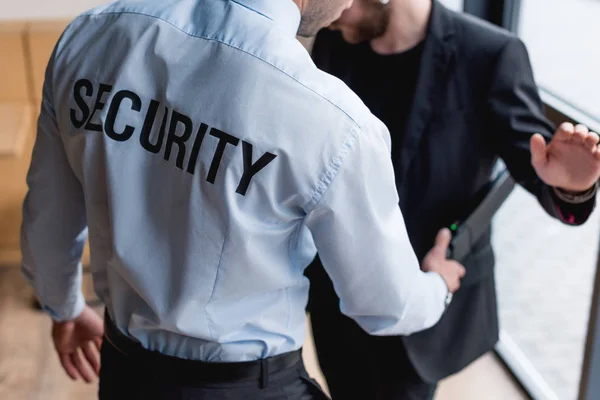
left=305, top=0, right=600, bottom=398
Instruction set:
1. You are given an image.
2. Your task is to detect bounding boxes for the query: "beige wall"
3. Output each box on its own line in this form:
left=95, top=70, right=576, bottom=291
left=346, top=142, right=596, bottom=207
left=0, top=1, right=110, bottom=21
left=0, top=21, right=70, bottom=265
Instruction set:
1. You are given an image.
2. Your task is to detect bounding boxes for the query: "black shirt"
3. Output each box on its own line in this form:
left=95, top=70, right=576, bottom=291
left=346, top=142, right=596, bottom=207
left=312, top=30, right=424, bottom=160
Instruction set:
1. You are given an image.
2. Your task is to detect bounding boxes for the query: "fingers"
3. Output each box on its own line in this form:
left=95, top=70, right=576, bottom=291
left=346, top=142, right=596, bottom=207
left=574, top=124, right=589, bottom=143
left=556, top=122, right=594, bottom=144
left=553, top=123, right=598, bottom=156
left=555, top=122, right=575, bottom=141
left=563, top=123, right=600, bottom=157
left=58, top=341, right=101, bottom=383
left=448, top=261, right=466, bottom=293
left=82, top=340, right=101, bottom=377
left=433, top=228, right=452, bottom=256
left=447, top=273, right=460, bottom=293
left=59, top=353, right=80, bottom=381
left=94, top=336, right=103, bottom=352
left=427, top=230, right=467, bottom=293
left=585, top=131, right=600, bottom=151
left=457, top=263, right=466, bottom=278
left=530, top=133, right=548, bottom=168
left=437, top=260, right=466, bottom=294
left=71, top=349, right=95, bottom=383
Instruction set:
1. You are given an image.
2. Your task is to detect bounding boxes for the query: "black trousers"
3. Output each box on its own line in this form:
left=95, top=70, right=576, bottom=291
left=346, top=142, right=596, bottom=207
left=307, top=261, right=436, bottom=400
left=99, top=317, right=328, bottom=400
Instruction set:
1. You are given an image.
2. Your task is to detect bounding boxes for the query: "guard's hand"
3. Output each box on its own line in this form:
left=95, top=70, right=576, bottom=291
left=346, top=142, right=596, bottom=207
left=421, top=228, right=466, bottom=293
left=52, top=305, right=104, bottom=383
left=531, top=123, right=600, bottom=192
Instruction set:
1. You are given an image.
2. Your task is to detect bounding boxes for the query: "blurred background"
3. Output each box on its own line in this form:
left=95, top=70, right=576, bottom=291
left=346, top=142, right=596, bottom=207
left=0, top=0, right=598, bottom=399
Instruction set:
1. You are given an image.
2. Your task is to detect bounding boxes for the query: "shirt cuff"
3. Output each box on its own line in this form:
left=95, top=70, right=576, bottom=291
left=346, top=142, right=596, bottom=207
left=427, top=271, right=449, bottom=297
left=424, top=271, right=449, bottom=318
left=551, top=185, right=597, bottom=226
left=42, top=291, right=86, bottom=322
left=553, top=182, right=598, bottom=204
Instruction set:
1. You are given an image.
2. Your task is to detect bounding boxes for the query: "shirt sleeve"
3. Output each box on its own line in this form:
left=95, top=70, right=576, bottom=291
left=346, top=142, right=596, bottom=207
left=304, top=120, right=448, bottom=336
left=20, top=45, right=87, bottom=322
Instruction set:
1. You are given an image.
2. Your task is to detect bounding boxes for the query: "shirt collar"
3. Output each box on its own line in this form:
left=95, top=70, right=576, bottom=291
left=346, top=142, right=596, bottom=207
left=231, top=0, right=301, bottom=36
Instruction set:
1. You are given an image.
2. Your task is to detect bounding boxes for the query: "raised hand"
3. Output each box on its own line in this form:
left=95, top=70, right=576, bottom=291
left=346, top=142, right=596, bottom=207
left=531, top=122, right=600, bottom=192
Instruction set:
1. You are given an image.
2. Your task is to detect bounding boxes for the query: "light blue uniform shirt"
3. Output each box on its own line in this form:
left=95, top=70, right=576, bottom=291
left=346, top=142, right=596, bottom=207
left=21, top=0, right=448, bottom=362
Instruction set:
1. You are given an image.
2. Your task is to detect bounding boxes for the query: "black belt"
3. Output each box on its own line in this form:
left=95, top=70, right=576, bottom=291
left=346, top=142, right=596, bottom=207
left=103, top=312, right=302, bottom=388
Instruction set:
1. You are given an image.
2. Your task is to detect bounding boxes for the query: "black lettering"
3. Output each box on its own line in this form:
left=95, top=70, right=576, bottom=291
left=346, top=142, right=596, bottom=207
left=84, top=83, right=113, bottom=132
left=207, top=128, right=240, bottom=184
left=164, top=110, right=193, bottom=170
left=187, top=123, right=209, bottom=174
left=236, top=141, right=277, bottom=196
left=105, top=90, right=141, bottom=142
left=140, top=101, right=168, bottom=153
left=70, top=79, right=93, bottom=129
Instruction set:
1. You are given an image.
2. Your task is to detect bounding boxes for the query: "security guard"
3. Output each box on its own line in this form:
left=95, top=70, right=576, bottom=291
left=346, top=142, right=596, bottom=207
left=20, top=0, right=465, bottom=398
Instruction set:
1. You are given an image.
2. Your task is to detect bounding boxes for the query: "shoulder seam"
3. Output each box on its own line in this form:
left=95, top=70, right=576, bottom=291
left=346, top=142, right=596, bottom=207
left=72, top=10, right=362, bottom=130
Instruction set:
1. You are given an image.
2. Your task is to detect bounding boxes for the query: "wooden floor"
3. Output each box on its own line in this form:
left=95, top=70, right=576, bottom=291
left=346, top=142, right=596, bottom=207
left=303, top=316, right=529, bottom=400
left=0, top=266, right=528, bottom=400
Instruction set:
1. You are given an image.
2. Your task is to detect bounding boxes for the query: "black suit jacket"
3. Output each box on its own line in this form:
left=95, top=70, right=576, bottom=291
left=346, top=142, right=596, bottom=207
left=310, top=1, right=595, bottom=382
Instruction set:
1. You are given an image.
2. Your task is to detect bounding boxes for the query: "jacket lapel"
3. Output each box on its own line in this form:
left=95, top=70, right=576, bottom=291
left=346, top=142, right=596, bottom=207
left=396, top=1, right=456, bottom=188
